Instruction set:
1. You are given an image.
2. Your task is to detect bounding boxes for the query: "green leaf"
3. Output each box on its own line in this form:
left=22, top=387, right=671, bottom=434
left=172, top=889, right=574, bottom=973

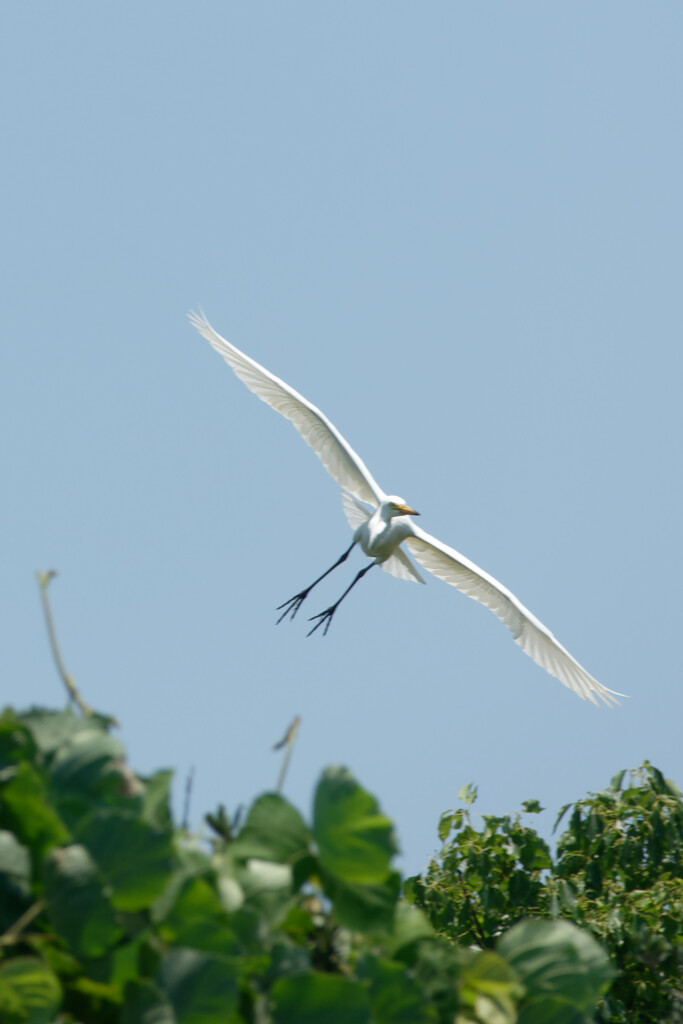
left=558, top=880, right=577, bottom=910
left=43, top=844, right=123, bottom=957
left=122, top=979, right=175, bottom=1024
left=75, top=808, right=174, bottom=910
left=140, top=770, right=174, bottom=829
left=49, top=727, right=126, bottom=794
left=457, top=783, right=478, bottom=806
left=313, top=767, right=396, bottom=884
left=0, top=711, right=36, bottom=770
left=109, top=935, right=153, bottom=991
left=437, top=811, right=456, bottom=842
left=21, top=707, right=103, bottom=757
left=271, top=971, right=371, bottom=1024
left=321, top=867, right=401, bottom=932
left=0, top=762, right=70, bottom=864
left=231, top=792, right=310, bottom=864
left=357, top=955, right=437, bottom=1023
left=552, top=803, right=572, bottom=834
left=386, top=902, right=434, bottom=955
left=0, top=831, right=31, bottom=892
left=0, top=957, right=62, bottom=1024
left=226, top=855, right=296, bottom=923
left=516, top=999, right=587, bottom=1024
left=497, top=920, right=615, bottom=1011
left=157, top=948, right=240, bottom=1024
left=158, top=876, right=244, bottom=956
left=456, top=952, right=521, bottom=1024
left=461, top=950, right=520, bottom=996
left=0, top=830, right=32, bottom=931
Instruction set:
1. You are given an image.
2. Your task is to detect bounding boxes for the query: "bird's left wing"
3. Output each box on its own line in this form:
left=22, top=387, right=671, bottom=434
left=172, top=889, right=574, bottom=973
left=406, top=524, right=623, bottom=706
left=190, top=313, right=384, bottom=506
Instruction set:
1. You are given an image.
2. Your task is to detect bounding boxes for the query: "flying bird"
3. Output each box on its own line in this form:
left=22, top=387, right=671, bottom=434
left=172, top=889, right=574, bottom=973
left=191, top=312, right=622, bottom=707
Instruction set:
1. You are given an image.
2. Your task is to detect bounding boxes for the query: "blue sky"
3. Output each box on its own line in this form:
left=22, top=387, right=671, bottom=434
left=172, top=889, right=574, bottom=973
left=2, top=3, right=681, bottom=872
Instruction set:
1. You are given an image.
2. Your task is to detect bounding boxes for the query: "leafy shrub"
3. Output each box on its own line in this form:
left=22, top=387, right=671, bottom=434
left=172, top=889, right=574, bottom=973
left=410, top=766, right=683, bottom=1023
left=0, top=705, right=616, bottom=1023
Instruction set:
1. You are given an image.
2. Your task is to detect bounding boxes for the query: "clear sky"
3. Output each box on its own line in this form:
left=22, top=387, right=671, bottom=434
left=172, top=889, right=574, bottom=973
left=2, top=3, right=681, bottom=873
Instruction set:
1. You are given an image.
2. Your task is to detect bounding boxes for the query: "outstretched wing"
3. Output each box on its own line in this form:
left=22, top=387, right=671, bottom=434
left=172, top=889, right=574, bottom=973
left=191, top=313, right=384, bottom=506
left=340, top=491, right=424, bottom=584
left=406, top=524, right=623, bottom=706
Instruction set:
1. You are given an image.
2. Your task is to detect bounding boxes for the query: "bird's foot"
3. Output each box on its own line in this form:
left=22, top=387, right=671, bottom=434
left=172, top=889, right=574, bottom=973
left=276, top=590, right=310, bottom=624
left=306, top=606, right=337, bottom=637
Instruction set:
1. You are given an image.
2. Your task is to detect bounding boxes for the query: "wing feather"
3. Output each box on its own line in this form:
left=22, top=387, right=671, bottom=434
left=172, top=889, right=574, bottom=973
left=340, top=490, right=373, bottom=531
left=191, top=313, right=383, bottom=506
left=406, top=525, right=623, bottom=706
left=381, top=547, right=425, bottom=584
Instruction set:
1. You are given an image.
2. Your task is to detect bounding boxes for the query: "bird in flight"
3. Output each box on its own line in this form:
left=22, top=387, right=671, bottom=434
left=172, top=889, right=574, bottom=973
left=191, top=312, right=622, bottom=707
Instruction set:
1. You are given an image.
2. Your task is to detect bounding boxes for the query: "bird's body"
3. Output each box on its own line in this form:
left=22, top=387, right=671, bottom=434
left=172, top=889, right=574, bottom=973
left=356, top=499, right=416, bottom=563
left=191, top=312, right=623, bottom=707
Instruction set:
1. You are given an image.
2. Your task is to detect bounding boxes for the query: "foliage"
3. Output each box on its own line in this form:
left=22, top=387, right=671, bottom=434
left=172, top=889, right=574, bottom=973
left=553, top=764, right=683, bottom=1023
left=410, top=765, right=683, bottom=1023
left=0, top=706, right=615, bottom=1023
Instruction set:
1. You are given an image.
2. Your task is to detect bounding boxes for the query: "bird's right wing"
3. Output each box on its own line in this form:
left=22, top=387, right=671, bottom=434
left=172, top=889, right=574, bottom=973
left=406, top=525, right=623, bottom=706
left=190, top=313, right=384, bottom=506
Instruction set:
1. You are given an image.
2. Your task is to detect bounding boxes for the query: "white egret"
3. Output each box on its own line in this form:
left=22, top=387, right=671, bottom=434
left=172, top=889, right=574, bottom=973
left=191, top=312, right=622, bottom=707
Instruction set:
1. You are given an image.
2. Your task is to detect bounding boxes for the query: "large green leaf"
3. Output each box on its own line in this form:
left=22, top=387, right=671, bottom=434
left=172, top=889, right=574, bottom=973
left=385, top=902, right=434, bottom=957
left=497, top=920, right=614, bottom=1011
left=231, top=793, right=311, bottom=865
left=21, top=708, right=103, bottom=758
left=0, top=762, right=70, bottom=863
left=233, top=857, right=296, bottom=922
left=49, top=727, right=126, bottom=793
left=43, top=844, right=123, bottom=957
left=0, top=957, right=62, bottom=1024
left=458, top=951, right=520, bottom=1024
left=357, top=955, right=437, bottom=1023
left=271, top=971, right=371, bottom=1024
left=461, top=950, right=520, bottom=996
left=122, top=979, right=175, bottom=1024
left=158, top=875, right=244, bottom=956
left=75, top=808, right=174, bottom=910
left=321, top=867, right=401, bottom=932
left=313, top=767, right=397, bottom=884
left=157, top=948, right=240, bottom=1024
left=516, top=999, right=587, bottom=1024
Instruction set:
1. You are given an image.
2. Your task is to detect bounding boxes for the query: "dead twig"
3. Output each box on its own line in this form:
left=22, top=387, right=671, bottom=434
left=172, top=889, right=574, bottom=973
left=36, top=570, right=93, bottom=717
left=273, top=715, right=301, bottom=794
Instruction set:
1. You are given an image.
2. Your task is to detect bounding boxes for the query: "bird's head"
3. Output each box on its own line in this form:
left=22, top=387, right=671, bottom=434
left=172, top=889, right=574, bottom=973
left=385, top=496, right=419, bottom=518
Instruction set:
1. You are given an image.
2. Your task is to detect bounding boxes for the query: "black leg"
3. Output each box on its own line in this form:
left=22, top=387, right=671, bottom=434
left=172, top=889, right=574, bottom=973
left=307, top=561, right=377, bottom=636
left=276, top=541, right=356, bottom=624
